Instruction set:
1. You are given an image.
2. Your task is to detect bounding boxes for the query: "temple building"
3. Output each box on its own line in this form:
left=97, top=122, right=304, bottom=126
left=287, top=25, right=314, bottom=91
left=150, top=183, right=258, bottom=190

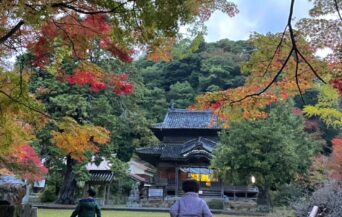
left=136, top=109, right=258, bottom=200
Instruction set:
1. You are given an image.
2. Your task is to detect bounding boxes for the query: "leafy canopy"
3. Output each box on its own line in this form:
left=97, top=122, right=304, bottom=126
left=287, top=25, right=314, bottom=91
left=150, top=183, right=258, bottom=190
left=212, top=100, right=319, bottom=189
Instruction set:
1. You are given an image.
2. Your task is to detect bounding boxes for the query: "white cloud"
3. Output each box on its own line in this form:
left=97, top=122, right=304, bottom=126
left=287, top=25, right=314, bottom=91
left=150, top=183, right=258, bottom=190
left=204, top=0, right=313, bottom=42
left=315, top=47, right=334, bottom=59
left=205, top=11, right=258, bottom=42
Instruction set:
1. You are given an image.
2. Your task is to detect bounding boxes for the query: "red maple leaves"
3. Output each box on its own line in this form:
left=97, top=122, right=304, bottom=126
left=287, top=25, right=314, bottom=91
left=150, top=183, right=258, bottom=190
left=111, top=73, right=134, bottom=95
left=2, top=144, right=48, bottom=181
left=29, top=14, right=135, bottom=96
left=67, top=70, right=133, bottom=95
left=29, top=14, right=133, bottom=68
left=331, top=79, right=342, bottom=96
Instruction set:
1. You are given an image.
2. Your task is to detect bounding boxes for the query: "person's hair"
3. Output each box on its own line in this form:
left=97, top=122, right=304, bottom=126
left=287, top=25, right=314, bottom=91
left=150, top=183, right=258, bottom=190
left=182, top=179, right=200, bottom=193
left=87, top=188, right=96, bottom=197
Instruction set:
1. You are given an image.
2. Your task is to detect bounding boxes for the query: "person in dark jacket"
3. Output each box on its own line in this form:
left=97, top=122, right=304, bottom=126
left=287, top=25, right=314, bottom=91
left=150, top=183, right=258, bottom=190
left=170, top=179, right=212, bottom=217
left=71, top=188, right=101, bottom=217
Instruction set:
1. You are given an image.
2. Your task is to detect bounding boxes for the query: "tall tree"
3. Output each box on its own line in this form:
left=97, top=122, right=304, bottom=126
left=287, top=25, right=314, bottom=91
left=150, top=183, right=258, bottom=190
left=0, top=0, right=238, bottom=182
left=212, top=101, right=319, bottom=208
left=30, top=56, right=157, bottom=203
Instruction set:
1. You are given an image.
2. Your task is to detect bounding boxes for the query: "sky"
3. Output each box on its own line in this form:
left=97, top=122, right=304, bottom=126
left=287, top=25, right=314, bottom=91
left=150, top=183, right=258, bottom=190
left=204, top=0, right=313, bottom=42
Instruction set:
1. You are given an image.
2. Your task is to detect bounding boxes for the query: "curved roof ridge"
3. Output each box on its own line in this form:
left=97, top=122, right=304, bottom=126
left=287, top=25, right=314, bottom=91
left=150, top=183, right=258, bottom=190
left=200, top=137, right=217, bottom=144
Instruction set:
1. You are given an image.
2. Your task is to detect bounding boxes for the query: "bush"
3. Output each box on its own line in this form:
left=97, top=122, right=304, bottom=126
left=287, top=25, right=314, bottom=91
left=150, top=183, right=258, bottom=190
left=207, top=199, right=224, bottom=209
left=40, top=187, right=57, bottom=202
left=294, top=182, right=342, bottom=217
left=121, top=182, right=132, bottom=196
left=271, top=184, right=307, bottom=206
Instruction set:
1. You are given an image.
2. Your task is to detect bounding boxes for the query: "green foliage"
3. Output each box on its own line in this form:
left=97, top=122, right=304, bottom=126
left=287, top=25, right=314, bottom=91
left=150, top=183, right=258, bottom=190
left=271, top=184, right=307, bottom=206
left=168, top=81, right=195, bottom=108
left=213, top=100, right=320, bottom=190
left=136, top=39, right=251, bottom=120
left=29, top=56, right=158, bottom=202
left=40, top=187, right=58, bottom=203
left=304, top=84, right=342, bottom=127
left=171, top=34, right=204, bottom=60
left=207, top=199, right=224, bottom=209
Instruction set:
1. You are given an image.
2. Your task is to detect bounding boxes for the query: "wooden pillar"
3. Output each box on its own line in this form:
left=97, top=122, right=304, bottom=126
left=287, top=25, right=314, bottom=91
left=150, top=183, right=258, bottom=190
left=106, top=184, right=111, bottom=205
left=103, top=184, right=107, bottom=205
left=83, top=183, right=88, bottom=197
left=175, top=167, right=179, bottom=197
left=220, top=178, right=224, bottom=198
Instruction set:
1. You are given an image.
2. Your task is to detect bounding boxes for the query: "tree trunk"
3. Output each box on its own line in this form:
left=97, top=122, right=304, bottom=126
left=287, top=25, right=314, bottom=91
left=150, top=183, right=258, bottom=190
left=56, top=155, right=76, bottom=204
left=257, top=184, right=272, bottom=212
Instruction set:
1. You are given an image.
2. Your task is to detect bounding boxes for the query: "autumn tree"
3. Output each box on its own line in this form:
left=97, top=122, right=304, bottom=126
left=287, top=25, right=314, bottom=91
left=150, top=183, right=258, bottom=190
left=29, top=56, right=158, bottom=204
left=0, top=0, right=238, bottom=203
left=0, top=68, right=48, bottom=180
left=194, top=0, right=340, bottom=127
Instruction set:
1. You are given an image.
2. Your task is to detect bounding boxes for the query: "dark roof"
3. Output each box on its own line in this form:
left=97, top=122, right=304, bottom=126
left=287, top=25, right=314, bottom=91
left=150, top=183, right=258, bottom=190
left=153, top=109, right=220, bottom=129
left=87, top=170, right=114, bottom=185
left=136, top=137, right=217, bottom=162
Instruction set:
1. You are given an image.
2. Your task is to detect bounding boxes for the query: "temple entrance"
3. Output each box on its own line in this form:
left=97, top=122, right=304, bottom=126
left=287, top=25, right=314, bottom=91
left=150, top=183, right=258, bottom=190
left=180, top=168, right=218, bottom=188
left=176, top=167, right=222, bottom=197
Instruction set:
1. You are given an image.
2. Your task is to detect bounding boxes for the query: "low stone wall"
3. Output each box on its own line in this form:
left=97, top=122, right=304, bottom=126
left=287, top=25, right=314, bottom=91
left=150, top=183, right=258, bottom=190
left=140, top=196, right=178, bottom=208
left=0, top=204, right=37, bottom=217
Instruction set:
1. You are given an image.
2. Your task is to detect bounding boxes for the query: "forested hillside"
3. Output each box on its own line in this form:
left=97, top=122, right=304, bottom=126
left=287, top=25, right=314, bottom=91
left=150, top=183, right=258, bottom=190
left=136, top=39, right=253, bottom=121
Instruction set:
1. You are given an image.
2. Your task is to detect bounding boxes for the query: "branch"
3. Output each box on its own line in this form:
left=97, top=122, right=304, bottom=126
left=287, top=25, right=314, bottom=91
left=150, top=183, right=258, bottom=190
left=297, top=50, right=326, bottom=84
left=334, top=0, right=342, bottom=21
left=0, top=20, right=25, bottom=44
left=0, top=90, right=51, bottom=118
left=262, top=25, right=288, bottom=77
left=52, top=19, right=82, bottom=60
left=51, top=1, right=128, bottom=15
left=227, top=0, right=326, bottom=105
left=231, top=49, right=293, bottom=104
left=294, top=51, right=305, bottom=103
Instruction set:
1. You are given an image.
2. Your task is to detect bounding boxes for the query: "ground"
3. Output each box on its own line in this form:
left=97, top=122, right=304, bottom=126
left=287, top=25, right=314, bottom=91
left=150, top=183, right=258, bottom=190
left=38, top=209, right=250, bottom=217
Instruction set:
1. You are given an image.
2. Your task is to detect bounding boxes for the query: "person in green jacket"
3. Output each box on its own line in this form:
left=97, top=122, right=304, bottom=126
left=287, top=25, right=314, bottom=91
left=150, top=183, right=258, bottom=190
left=71, top=188, right=101, bottom=217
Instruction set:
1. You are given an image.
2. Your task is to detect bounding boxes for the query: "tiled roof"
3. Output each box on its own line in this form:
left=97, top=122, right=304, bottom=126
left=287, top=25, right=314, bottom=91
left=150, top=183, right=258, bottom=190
left=153, top=109, right=220, bottom=129
left=87, top=170, right=114, bottom=184
left=136, top=137, right=217, bottom=161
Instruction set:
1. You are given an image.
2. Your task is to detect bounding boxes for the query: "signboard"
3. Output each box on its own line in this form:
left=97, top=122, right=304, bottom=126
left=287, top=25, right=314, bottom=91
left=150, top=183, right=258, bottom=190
left=148, top=188, right=164, bottom=198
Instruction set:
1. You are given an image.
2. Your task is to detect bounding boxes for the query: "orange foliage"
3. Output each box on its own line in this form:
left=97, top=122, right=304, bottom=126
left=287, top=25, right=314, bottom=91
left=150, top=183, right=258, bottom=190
left=147, top=37, right=176, bottom=62
left=195, top=33, right=327, bottom=124
left=328, top=138, right=342, bottom=181
left=51, top=118, right=110, bottom=161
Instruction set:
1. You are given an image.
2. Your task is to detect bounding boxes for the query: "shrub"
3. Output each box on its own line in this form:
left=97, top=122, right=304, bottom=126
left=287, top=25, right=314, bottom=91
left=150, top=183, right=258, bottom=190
left=271, top=184, right=307, bottom=206
left=294, top=182, right=342, bottom=217
left=207, top=199, right=224, bottom=209
left=40, top=187, right=57, bottom=202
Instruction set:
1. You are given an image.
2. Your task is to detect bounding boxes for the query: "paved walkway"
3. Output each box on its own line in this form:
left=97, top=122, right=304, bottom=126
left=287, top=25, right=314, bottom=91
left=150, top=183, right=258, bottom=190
left=33, top=203, right=265, bottom=216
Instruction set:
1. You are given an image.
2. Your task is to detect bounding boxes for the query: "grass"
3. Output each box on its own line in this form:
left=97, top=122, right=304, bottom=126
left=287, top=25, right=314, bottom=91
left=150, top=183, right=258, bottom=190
left=38, top=209, right=250, bottom=217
